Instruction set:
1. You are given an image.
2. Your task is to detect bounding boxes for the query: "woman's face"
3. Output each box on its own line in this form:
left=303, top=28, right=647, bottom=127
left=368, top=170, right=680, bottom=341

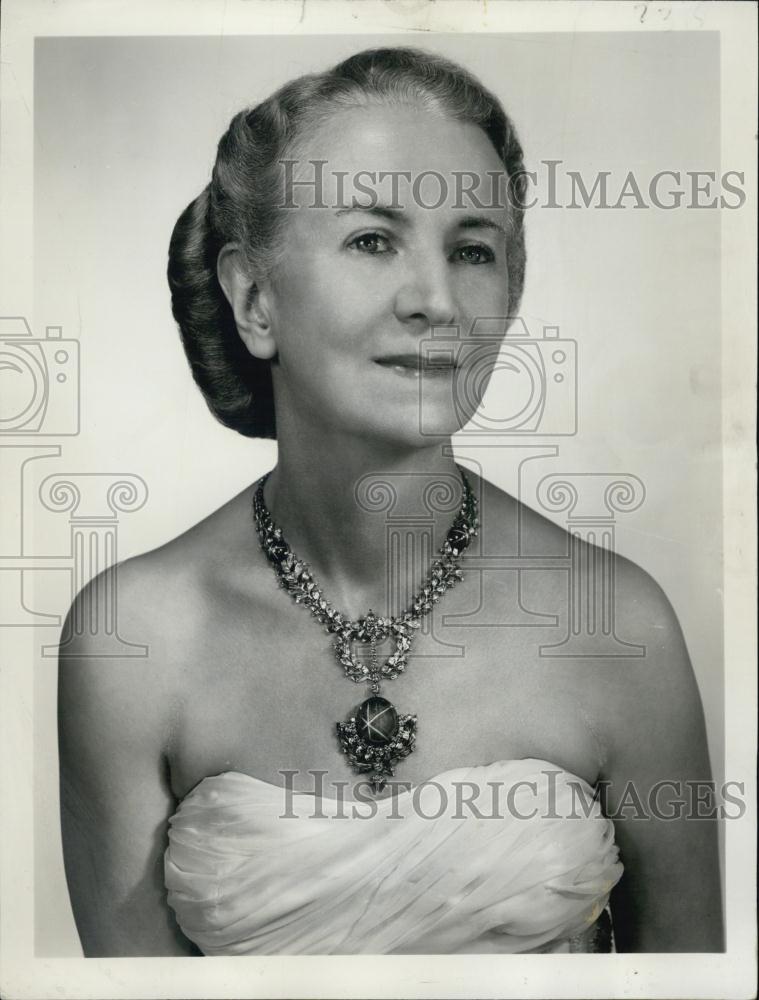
left=262, top=104, right=513, bottom=447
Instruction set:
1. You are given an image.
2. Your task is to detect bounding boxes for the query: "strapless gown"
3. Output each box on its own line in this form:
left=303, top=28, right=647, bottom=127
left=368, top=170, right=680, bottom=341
left=164, top=758, right=623, bottom=955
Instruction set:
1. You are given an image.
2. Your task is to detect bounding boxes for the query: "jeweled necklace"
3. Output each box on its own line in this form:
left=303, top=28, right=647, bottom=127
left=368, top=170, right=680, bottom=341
left=252, top=467, right=479, bottom=792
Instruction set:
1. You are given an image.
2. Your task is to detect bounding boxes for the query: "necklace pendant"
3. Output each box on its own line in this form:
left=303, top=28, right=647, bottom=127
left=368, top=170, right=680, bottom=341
left=254, top=470, right=477, bottom=793
left=336, top=695, right=417, bottom=792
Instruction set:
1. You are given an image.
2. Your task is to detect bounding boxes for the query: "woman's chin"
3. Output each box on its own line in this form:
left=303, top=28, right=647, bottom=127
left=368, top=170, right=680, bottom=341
left=361, top=409, right=468, bottom=450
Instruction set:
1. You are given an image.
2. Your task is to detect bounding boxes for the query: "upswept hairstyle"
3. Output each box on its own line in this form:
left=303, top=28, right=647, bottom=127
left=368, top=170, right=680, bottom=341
left=167, top=46, right=528, bottom=439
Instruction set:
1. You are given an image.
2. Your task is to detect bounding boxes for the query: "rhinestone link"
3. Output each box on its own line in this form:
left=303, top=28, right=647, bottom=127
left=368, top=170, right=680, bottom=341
left=252, top=468, right=479, bottom=682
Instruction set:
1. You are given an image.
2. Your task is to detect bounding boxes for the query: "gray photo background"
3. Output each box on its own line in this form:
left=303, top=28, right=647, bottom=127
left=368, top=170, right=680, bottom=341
left=29, top=32, right=722, bottom=955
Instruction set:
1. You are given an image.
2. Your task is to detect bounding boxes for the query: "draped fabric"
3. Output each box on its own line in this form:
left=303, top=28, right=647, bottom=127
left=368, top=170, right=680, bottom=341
left=165, top=759, right=623, bottom=955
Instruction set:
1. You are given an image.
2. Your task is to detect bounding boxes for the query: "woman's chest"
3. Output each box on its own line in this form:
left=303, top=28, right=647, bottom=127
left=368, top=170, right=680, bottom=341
left=169, top=588, right=604, bottom=800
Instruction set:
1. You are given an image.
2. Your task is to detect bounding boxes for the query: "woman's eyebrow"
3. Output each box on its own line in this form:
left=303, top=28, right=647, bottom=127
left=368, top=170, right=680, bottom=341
left=332, top=206, right=506, bottom=237
left=334, top=205, right=406, bottom=224
left=456, top=215, right=507, bottom=237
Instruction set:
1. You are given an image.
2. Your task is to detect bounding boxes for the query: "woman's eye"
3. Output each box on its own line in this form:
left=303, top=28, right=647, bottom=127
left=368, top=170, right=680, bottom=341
left=347, top=232, right=393, bottom=254
left=452, top=244, right=495, bottom=265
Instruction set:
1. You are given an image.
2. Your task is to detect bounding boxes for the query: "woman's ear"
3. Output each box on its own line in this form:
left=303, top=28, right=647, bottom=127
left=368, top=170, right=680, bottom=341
left=217, top=244, right=278, bottom=360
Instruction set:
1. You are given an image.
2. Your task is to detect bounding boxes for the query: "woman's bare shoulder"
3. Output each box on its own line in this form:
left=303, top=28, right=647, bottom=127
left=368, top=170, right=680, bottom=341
left=475, top=469, right=681, bottom=616
left=58, top=483, right=262, bottom=719
left=475, top=471, right=698, bottom=733
left=123, top=480, right=259, bottom=585
left=111, top=482, right=259, bottom=608
left=474, top=470, right=573, bottom=555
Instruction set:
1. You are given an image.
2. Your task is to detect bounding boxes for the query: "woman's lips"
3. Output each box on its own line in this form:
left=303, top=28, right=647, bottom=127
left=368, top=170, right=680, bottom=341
left=374, top=354, right=456, bottom=379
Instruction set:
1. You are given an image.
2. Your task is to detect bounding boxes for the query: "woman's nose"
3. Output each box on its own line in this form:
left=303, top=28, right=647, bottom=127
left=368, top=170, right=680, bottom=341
left=393, top=260, right=457, bottom=328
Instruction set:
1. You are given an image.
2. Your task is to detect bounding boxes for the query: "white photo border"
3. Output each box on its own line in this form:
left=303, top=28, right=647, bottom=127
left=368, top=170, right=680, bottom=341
left=0, top=1, right=756, bottom=998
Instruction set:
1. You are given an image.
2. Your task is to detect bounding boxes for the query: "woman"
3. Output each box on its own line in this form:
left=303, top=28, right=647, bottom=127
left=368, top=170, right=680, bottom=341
left=58, top=46, right=722, bottom=956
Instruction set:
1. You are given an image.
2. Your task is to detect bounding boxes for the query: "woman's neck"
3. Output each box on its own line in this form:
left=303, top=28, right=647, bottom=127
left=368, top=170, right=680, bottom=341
left=262, top=429, right=464, bottom=621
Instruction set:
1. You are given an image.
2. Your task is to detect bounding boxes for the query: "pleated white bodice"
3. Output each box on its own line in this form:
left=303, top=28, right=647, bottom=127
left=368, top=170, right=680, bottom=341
left=164, top=758, right=623, bottom=955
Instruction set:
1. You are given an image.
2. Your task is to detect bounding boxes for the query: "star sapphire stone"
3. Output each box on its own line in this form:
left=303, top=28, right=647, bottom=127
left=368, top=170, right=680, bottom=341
left=355, top=697, right=399, bottom=745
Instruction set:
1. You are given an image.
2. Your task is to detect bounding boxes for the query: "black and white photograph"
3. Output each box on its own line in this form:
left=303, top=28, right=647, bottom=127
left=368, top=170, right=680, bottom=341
left=0, top=1, right=756, bottom=997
